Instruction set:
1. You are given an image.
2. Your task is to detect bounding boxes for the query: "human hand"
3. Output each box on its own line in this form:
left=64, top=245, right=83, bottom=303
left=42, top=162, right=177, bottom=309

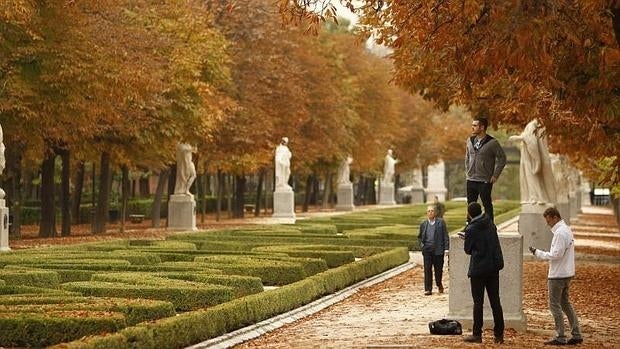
left=490, top=176, right=497, bottom=183
left=528, top=246, right=536, bottom=255
left=457, top=232, right=466, bottom=240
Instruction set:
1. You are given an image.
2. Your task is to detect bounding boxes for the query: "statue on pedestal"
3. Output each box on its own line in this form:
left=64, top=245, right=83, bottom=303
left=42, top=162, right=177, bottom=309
left=337, top=156, right=353, bottom=186
left=383, top=149, right=398, bottom=184
left=174, top=143, right=197, bottom=197
left=275, top=137, right=292, bottom=190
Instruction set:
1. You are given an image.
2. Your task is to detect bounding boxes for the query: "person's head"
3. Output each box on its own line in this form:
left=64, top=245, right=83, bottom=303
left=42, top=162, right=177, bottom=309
left=471, top=118, right=488, bottom=137
left=281, top=137, right=289, bottom=145
left=426, top=206, right=436, bottom=220
left=467, top=202, right=482, bottom=220
left=543, top=207, right=562, bottom=227
left=387, top=149, right=393, bottom=156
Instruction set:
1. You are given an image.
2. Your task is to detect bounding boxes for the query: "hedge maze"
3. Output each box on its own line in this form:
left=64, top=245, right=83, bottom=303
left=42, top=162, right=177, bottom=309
left=0, top=201, right=519, bottom=348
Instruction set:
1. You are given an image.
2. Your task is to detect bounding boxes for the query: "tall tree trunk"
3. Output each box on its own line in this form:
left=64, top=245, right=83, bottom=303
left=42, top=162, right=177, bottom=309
left=311, top=175, right=319, bottom=205
left=6, top=145, right=23, bottom=238
left=165, top=164, right=175, bottom=227
left=139, top=176, right=150, bottom=197
left=151, top=169, right=168, bottom=228
left=57, top=147, right=71, bottom=236
left=367, top=175, right=377, bottom=205
left=39, top=151, right=57, bottom=238
left=356, top=175, right=364, bottom=205
left=394, top=173, right=400, bottom=202
left=91, top=162, right=96, bottom=232
left=233, top=174, right=246, bottom=218
left=120, top=165, right=129, bottom=233
left=254, top=169, right=265, bottom=217
left=72, top=161, right=85, bottom=224
left=322, top=172, right=332, bottom=209
left=215, top=169, right=222, bottom=222
left=303, top=174, right=313, bottom=212
left=196, top=172, right=204, bottom=224
left=93, top=152, right=111, bottom=234
left=227, top=174, right=233, bottom=218
left=201, top=173, right=208, bottom=223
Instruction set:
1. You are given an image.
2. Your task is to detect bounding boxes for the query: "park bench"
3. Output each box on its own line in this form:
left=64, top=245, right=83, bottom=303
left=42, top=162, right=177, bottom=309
left=128, top=214, right=145, bottom=224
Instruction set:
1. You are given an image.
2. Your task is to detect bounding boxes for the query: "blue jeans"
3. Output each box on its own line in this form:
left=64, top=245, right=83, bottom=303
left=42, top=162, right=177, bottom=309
left=548, top=278, right=582, bottom=341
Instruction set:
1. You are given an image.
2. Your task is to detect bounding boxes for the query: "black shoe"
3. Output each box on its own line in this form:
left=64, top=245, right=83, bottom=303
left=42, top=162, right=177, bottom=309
left=464, top=335, right=482, bottom=343
left=544, top=339, right=567, bottom=345
left=494, top=336, right=504, bottom=344
left=567, top=338, right=583, bottom=345
left=424, top=291, right=432, bottom=296
left=438, top=285, right=444, bottom=293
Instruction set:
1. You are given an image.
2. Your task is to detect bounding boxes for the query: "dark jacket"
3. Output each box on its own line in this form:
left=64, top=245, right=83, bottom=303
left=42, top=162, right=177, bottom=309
left=464, top=214, right=504, bottom=277
left=418, top=218, right=450, bottom=255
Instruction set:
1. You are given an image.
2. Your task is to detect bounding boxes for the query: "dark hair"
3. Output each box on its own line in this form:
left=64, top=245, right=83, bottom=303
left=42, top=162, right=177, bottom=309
left=467, top=202, right=482, bottom=218
left=543, top=207, right=561, bottom=219
left=474, top=117, right=489, bottom=130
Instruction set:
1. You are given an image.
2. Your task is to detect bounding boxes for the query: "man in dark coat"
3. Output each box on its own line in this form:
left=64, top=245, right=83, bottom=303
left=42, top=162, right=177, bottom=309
left=463, top=202, right=505, bottom=344
left=418, top=206, right=450, bottom=295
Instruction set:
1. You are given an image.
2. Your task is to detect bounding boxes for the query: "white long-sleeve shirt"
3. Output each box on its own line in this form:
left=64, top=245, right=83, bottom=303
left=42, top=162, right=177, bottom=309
left=534, top=220, right=576, bottom=279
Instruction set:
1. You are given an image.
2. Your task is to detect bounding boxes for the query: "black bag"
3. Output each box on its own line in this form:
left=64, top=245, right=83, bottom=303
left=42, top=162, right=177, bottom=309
left=428, top=319, right=462, bottom=335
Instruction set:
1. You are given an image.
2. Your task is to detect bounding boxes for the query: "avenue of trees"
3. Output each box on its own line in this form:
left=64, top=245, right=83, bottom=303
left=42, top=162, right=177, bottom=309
left=281, top=1, right=620, bottom=193
left=0, top=0, right=469, bottom=237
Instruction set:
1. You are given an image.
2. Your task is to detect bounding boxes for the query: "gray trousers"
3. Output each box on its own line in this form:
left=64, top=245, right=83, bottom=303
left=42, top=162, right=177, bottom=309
left=548, top=278, right=582, bottom=341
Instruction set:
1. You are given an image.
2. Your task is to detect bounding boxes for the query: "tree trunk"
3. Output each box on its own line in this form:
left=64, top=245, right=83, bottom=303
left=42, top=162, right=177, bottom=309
left=120, top=165, right=129, bottom=233
left=72, top=161, right=85, bottom=224
left=202, top=173, right=208, bottom=223
left=139, top=176, right=150, bottom=197
left=196, top=172, right=204, bottom=224
left=151, top=169, right=168, bottom=228
left=165, top=164, right=176, bottom=227
left=254, top=169, right=265, bottom=217
left=322, top=172, right=332, bottom=209
left=6, top=145, right=23, bottom=238
left=57, top=147, right=71, bottom=236
left=91, top=162, right=96, bottom=232
left=215, top=169, right=222, bottom=222
left=367, top=176, right=377, bottom=204
left=227, top=174, right=233, bottom=218
left=93, top=151, right=111, bottom=234
left=233, top=174, right=246, bottom=218
left=311, top=175, right=319, bottom=205
left=303, top=174, right=313, bottom=212
left=39, top=151, right=57, bottom=238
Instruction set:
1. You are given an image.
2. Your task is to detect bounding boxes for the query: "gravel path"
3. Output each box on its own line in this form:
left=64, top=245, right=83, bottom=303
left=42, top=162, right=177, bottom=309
left=234, top=206, right=620, bottom=349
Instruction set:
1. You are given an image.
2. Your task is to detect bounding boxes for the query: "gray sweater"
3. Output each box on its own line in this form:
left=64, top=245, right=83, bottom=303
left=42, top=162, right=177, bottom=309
left=465, top=135, right=506, bottom=183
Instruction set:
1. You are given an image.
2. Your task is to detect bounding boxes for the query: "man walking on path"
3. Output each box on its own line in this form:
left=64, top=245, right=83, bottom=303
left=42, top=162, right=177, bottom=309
left=463, top=202, right=505, bottom=344
left=418, top=206, right=449, bottom=295
left=529, top=207, right=583, bottom=346
left=465, top=117, right=506, bottom=222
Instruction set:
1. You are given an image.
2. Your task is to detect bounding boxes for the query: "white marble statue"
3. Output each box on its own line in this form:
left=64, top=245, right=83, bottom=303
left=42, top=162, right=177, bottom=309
left=509, top=119, right=556, bottom=204
left=382, top=149, right=398, bottom=184
left=275, top=137, right=292, bottom=189
left=550, top=154, right=570, bottom=202
left=337, top=155, right=353, bottom=186
left=174, top=143, right=197, bottom=197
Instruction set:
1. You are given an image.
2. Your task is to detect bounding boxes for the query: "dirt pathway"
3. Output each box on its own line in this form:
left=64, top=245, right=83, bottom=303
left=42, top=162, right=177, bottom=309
left=235, top=207, right=620, bottom=349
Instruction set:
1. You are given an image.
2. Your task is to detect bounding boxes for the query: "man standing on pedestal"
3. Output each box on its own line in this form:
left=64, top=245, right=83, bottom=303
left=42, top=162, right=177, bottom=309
left=465, top=117, right=506, bottom=222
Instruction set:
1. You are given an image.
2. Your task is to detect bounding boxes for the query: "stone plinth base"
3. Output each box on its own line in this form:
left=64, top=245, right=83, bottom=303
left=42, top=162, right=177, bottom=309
left=168, top=194, right=197, bottom=231
left=425, top=188, right=447, bottom=202
left=569, top=195, right=579, bottom=221
left=273, top=189, right=296, bottom=222
left=556, top=202, right=570, bottom=225
left=379, top=184, right=396, bottom=205
left=410, top=188, right=425, bottom=204
left=0, top=199, right=9, bottom=252
left=336, top=184, right=354, bottom=211
left=448, top=233, right=526, bottom=332
left=518, top=204, right=553, bottom=255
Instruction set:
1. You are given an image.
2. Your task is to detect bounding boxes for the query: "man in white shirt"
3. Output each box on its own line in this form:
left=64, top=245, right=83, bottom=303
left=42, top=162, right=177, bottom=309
left=529, top=207, right=583, bottom=345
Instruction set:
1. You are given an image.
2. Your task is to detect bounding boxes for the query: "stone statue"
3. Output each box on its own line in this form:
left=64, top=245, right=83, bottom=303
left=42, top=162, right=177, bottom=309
left=509, top=119, right=556, bottom=204
left=337, top=155, right=353, bottom=186
left=383, top=149, right=398, bottom=184
left=550, top=154, right=569, bottom=202
left=174, top=143, right=197, bottom=197
left=275, top=137, right=292, bottom=189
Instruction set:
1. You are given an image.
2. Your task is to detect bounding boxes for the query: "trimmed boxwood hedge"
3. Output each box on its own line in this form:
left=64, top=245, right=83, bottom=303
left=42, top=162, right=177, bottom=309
left=252, top=246, right=355, bottom=268
left=0, top=269, right=60, bottom=288
left=51, top=247, right=409, bottom=349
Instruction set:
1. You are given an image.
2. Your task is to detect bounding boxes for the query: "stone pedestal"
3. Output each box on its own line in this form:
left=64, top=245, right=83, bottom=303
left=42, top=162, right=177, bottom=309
left=425, top=161, right=447, bottom=202
left=273, top=188, right=296, bottom=223
left=518, top=204, right=553, bottom=256
left=168, top=194, right=197, bottom=231
left=569, top=194, right=579, bottom=221
left=410, top=168, right=425, bottom=204
left=448, top=233, right=526, bottom=332
left=379, top=184, right=396, bottom=205
left=336, top=184, right=354, bottom=211
left=0, top=199, right=9, bottom=252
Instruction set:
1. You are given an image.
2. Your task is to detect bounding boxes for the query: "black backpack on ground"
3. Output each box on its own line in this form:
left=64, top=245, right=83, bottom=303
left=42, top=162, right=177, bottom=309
left=428, top=319, right=463, bottom=335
